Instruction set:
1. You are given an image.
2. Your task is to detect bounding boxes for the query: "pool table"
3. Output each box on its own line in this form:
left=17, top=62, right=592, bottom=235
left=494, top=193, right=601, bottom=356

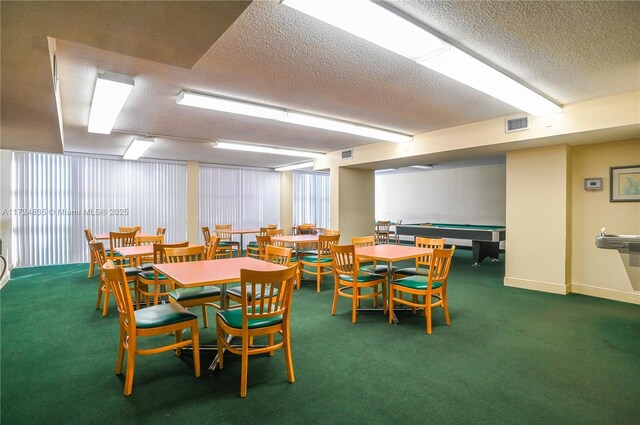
left=396, top=223, right=506, bottom=266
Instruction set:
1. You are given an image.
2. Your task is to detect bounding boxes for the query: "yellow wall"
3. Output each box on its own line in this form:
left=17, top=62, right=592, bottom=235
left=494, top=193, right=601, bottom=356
left=331, top=167, right=375, bottom=244
left=280, top=171, right=294, bottom=235
left=505, top=145, right=571, bottom=294
left=186, top=161, right=199, bottom=244
left=570, top=139, right=640, bottom=302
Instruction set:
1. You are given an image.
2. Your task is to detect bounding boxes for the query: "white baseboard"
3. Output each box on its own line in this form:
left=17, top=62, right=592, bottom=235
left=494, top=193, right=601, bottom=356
left=504, top=276, right=570, bottom=295
left=571, top=283, right=640, bottom=305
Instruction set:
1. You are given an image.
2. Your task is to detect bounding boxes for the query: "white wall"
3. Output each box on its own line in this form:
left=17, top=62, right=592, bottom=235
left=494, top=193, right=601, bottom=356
left=375, top=163, right=506, bottom=246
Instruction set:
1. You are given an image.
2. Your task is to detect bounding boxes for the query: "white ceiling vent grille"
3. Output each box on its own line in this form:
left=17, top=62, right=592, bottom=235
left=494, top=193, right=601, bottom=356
left=341, top=149, right=353, bottom=160
left=505, top=116, right=529, bottom=133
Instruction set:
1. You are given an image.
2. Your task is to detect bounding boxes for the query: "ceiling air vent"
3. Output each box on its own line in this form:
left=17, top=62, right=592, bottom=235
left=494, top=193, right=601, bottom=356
left=341, top=149, right=353, bottom=160
left=505, top=116, right=529, bottom=133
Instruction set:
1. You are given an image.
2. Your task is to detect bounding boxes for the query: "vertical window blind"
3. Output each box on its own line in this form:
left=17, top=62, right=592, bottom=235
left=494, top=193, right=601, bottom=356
left=293, top=172, right=330, bottom=229
left=199, top=166, right=280, bottom=247
left=11, top=152, right=187, bottom=267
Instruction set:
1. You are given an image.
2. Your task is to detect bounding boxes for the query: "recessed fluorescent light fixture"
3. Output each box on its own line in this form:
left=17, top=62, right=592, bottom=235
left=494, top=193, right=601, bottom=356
left=281, top=112, right=412, bottom=143
left=282, top=0, right=562, bottom=116
left=123, top=136, right=154, bottom=160
left=410, top=164, right=435, bottom=170
left=177, top=91, right=286, bottom=120
left=177, top=90, right=412, bottom=143
left=88, top=71, right=134, bottom=134
left=214, top=140, right=325, bottom=158
left=375, top=168, right=398, bottom=173
left=275, top=161, right=315, bottom=172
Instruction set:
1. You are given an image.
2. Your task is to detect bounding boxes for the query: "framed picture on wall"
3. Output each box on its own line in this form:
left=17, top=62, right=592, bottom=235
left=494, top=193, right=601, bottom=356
left=610, top=165, right=640, bottom=202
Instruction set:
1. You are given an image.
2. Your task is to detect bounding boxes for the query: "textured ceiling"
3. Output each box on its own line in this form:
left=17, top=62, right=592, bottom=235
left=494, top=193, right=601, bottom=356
left=1, top=1, right=639, bottom=169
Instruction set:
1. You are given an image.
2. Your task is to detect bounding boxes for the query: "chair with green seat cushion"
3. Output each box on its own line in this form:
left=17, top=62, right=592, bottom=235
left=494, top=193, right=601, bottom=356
left=90, top=241, right=141, bottom=317
left=215, top=265, right=297, bottom=397
left=330, top=244, right=387, bottom=323
left=299, top=233, right=340, bottom=292
left=351, top=235, right=398, bottom=276
left=393, top=237, right=444, bottom=280
left=389, top=246, right=455, bottom=334
left=246, top=232, right=270, bottom=259
left=215, top=224, right=240, bottom=258
left=227, top=245, right=292, bottom=305
left=136, top=241, right=189, bottom=308
left=108, top=231, right=137, bottom=266
left=102, top=263, right=200, bottom=396
left=84, top=228, right=99, bottom=278
left=166, top=244, right=221, bottom=328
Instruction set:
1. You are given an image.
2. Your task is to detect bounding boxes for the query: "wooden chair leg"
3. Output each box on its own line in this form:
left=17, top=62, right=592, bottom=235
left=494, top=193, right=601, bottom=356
left=123, top=340, right=136, bottom=396
left=102, top=285, right=110, bottom=317
left=331, top=282, right=339, bottom=315
left=240, top=340, right=249, bottom=398
left=201, top=305, right=209, bottom=328
left=388, top=287, right=395, bottom=324
left=216, top=326, right=225, bottom=370
left=316, top=267, right=322, bottom=292
left=352, top=287, right=358, bottom=323
left=115, top=324, right=126, bottom=374
left=283, top=329, right=295, bottom=383
left=191, top=324, right=200, bottom=377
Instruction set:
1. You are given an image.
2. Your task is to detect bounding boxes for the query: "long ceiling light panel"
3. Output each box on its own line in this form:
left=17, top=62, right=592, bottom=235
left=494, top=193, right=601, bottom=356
left=214, top=140, right=325, bottom=158
left=282, top=0, right=562, bottom=116
left=88, top=71, right=135, bottom=134
left=123, top=136, right=154, bottom=160
left=177, top=91, right=412, bottom=143
left=275, top=161, right=315, bottom=172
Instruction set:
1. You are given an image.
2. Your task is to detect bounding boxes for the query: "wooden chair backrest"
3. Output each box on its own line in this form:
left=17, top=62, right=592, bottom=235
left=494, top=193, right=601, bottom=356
left=264, top=245, right=293, bottom=266
left=109, top=231, right=137, bottom=251
left=376, top=221, right=391, bottom=233
left=136, top=235, right=164, bottom=245
left=266, top=224, right=278, bottom=229
left=296, top=224, right=315, bottom=235
left=206, top=236, right=225, bottom=260
left=239, top=266, right=297, bottom=329
left=215, top=224, right=233, bottom=241
left=102, top=263, right=135, bottom=325
left=415, top=237, right=445, bottom=267
left=427, top=246, right=456, bottom=288
left=84, top=228, right=94, bottom=244
left=202, top=226, right=211, bottom=245
left=153, top=241, right=189, bottom=264
left=317, top=234, right=341, bottom=256
left=331, top=244, right=356, bottom=275
left=156, top=227, right=166, bottom=235
left=89, top=241, right=107, bottom=267
left=255, top=235, right=272, bottom=259
left=351, top=235, right=375, bottom=247
left=119, top=226, right=141, bottom=233
left=165, top=245, right=205, bottom=263
left=266, top=228, right=284, bottom=237
left=322, top=229, right=340, bottom=236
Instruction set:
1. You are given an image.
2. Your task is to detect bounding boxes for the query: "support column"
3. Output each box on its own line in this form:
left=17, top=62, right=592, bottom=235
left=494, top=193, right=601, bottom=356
left=504, top=145, right=571, bottom=294
left=280, top=171, right=294, bottom=235
left=330, top=166, right=375, bottom=244
left=186, top=161, right=199, bottom=244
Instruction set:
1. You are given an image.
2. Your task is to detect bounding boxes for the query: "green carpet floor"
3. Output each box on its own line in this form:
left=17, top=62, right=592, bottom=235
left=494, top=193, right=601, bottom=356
left=1, top=250, right=638, bottom=424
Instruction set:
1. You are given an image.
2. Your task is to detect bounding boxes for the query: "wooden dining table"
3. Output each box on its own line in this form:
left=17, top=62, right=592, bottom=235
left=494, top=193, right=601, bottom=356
left=226, top=229, right=260, bottom=250
left=271, top=234, right=319, bottom=259
left=355, top=244, right=433, bottom=324
left=154, top=256, right=288, bottom=369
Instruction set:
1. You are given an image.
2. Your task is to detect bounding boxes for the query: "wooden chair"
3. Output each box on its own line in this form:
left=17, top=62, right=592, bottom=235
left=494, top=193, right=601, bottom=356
left=330, top=244, right=387, bottom=323
left=215, top=265, right=297, bottom=397
left=102, top=262, right=200, bottom=396
left=295, top=223, right=315, bottom=235
left=351, top=235, right=396, bottom=275
left=84, top=228, right=98, bottom=278
left=227, top=244, right=295, bottom=305
left=90, top=241, right=140, bottom=317
left=322, top=229, right=340, bottom=236
left=246, top=227, right=270, bottom=259
left=156, top=227, right=166, bottom=235
left=119, top=226, right=141, bottom=233
left=166, top=245, right=221, bottom=328
left=389, top=246, right=456, bottom=334
left=393, top=237, right=445, bottom=280
left=389, top=219, right=403, bottom=244
left=375, top=221, right=391, bottom=244
left=247, top=234, right=271, bottom=260
left=135, top=234, right=165, bottom=269
left=299, top=233, right=340, bottom=292
left=215, top=224, right=240, bottom=257
left=109, top=231, right=137, bottom=266
left=202, top=226, right=212, bottom=246
left=136, top=241, right=189, bottom=308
